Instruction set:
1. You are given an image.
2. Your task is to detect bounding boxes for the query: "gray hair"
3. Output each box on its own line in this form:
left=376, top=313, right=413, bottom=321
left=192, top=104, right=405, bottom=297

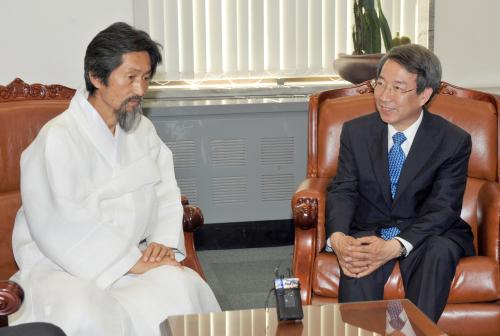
left=84, top=22, right=162, bottom=96
left=377, top=44, right=442, bottom=102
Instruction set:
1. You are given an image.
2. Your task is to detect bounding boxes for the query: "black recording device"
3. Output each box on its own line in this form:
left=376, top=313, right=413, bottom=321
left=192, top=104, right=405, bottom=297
left=274, top=268, right=303, bottom=321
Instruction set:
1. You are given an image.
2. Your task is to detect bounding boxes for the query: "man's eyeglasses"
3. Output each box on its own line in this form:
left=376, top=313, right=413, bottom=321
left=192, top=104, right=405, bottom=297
left=371, top=79, right=416, bottom=96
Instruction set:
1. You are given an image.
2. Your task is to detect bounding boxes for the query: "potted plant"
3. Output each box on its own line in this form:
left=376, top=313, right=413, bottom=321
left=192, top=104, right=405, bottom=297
left=334, top=0, right=410, bottom=84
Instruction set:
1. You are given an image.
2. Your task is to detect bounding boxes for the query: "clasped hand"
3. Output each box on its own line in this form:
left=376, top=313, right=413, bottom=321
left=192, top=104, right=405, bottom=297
left=129, top=242, right=181, bottom=274
left=330, top=233, right=401, bottom=278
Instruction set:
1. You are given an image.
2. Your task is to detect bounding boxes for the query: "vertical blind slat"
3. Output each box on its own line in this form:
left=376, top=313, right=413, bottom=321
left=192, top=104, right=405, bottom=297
left=334, top=0, right=348, bottom=56
left=207, top=0, right=223, bottom=76
left=222, top=0, right=237, bottom=75
left=163, top=0, right=179, bottom=79
left=193, top=0, right=207, bottom=78
left=249, top=0, right=264, bottom=76
left=322, top=0, right=335, bottom=72
left=390, top=0, right=401, bottom=36
left=296, top=0, right=309, bottom=74
left=237, top=0, right=250, bottom=74
left=307, top=0, right=321, bottom=73
left=148, top=0, right=166, bottom=77
left=280, top=0, right=296, bottom=74
left=402, top=0, right=416, bottom=41
left=265, top=0, right=280, bottom=75
left=179, top=0, right=194, bottom=77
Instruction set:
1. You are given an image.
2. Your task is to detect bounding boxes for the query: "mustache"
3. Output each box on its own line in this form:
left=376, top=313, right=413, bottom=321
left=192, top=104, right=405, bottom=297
left=123, top=95, right=143, bottom=105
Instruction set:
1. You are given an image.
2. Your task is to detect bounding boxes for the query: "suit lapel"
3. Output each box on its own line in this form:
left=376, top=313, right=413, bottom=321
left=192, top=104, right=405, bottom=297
left=368, top=119, right=392, bottom=209
left=393, top=109, right=440, bottom=204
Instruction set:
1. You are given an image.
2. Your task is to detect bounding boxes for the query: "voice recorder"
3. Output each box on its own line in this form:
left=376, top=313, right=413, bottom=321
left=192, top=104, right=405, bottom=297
left=274, top=277, right=303, bottom=321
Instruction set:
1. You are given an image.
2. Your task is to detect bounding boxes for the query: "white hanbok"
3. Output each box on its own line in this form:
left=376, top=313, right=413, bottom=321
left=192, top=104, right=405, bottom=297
left=9, top=90, right=220, bottom=336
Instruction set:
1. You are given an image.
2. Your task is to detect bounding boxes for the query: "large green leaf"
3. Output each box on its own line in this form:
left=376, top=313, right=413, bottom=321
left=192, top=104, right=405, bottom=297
left=377, top=0, right=393, bottom=51
left=365, top=8, right=381, bottom=53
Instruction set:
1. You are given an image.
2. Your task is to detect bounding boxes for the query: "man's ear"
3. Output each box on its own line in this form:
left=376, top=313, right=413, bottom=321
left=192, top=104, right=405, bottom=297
left=419, top=87, right=433, bottom=106
left=89, top=72, right=104, bottom=90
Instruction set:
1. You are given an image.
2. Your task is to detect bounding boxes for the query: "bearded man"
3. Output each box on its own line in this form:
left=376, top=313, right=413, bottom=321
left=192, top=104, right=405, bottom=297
left=9, top=22, right=220, bottom=336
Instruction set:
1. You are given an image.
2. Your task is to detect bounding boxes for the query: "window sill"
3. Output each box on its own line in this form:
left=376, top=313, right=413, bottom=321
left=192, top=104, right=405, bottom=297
left=145, top=79, right=353, bottom=101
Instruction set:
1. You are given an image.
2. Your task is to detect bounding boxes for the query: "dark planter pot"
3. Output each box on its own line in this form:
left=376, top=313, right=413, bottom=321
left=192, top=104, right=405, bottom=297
left=333, top=53, right=384, bottom=84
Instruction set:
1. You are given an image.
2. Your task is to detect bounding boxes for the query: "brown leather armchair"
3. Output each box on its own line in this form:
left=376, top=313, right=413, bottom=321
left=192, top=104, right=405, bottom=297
left=0, top=78, right=206, bottom=326
left=292, top=81, right=500, bottom=336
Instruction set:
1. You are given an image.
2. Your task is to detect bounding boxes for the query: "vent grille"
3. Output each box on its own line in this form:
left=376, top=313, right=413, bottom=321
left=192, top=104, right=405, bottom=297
left=212, top=176, right=248, bottom=204
left=261, top=174, right=295, bottom=201
left=211, top=139, right=247, bottom=167
left=260, top=137, right=295, bottom=165
left=177, top=178, right=197, bottom=204
left=165, top=140, right=197, bottom=169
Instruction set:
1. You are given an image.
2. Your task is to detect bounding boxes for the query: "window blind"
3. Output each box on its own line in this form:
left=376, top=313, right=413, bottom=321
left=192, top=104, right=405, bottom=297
left=133, top=0, right=430, bottom=82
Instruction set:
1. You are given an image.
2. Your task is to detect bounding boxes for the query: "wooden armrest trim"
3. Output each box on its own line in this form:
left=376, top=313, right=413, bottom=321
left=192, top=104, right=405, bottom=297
left=0, top=281, right=24, bottom=316
left=294, top=198, right=318, bottom=230
left=182, top=204, right=204, bottom=232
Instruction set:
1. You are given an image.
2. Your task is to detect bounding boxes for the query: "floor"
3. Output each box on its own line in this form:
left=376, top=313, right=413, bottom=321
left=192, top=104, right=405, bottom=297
left=197, top=245, right=294, bottom=311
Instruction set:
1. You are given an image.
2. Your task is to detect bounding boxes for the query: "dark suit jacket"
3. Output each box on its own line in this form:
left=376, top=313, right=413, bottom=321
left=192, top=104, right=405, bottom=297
left=326, top=108, right=475, bottom=255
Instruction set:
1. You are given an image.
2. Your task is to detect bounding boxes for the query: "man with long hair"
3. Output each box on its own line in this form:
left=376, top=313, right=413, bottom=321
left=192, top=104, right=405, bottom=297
left=10, top=22, right=220, bottom=336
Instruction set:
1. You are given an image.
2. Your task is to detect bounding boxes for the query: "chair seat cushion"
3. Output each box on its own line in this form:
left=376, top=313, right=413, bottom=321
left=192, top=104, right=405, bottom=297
left=312, top=253, right=499, bottom=303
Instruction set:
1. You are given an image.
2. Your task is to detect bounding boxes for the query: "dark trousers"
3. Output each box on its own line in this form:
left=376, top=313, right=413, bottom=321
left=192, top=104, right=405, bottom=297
left=338, top=235, right=465, bottom=322
left=0, top=323, right=66, bottom=336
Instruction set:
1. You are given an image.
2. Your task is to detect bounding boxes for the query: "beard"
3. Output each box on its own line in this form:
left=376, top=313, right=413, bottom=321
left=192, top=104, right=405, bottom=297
left=115, top=96, right=143, bottom=132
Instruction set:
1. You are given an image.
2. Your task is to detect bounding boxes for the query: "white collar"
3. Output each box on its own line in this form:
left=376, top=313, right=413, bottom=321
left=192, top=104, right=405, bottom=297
left=387, top=110, right=423, bottom=155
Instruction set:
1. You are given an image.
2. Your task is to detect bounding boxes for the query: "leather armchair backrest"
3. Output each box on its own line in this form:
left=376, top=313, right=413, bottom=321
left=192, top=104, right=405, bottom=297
left=316, top=94, right=376, bottom=178
left=0, top=101, right=71, bottom=193
left=427, top=94, right=498, bottom=182
left=0, top=79, right=74, bottom=279
left=427, top=93, right=498, bottom=252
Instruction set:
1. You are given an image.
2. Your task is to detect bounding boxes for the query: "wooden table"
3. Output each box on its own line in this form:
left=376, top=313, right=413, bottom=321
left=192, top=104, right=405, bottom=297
left=161, top=299, right=445, bottom=336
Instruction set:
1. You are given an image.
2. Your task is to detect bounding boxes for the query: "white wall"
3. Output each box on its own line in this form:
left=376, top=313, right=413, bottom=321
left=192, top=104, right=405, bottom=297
left=1, top=1, right=499, bottom=90
left=434, top=0, right=500, bottom=89
left=0, top=0, right=133, bottom=88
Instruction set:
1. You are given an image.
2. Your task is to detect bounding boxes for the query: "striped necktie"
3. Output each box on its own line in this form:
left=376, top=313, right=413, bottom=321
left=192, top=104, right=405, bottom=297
left=380, top=132, right=407, bottom=240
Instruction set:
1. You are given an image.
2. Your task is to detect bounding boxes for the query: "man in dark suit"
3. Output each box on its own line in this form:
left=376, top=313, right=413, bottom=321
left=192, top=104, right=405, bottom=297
left=325, top=44, right=475, bottom=323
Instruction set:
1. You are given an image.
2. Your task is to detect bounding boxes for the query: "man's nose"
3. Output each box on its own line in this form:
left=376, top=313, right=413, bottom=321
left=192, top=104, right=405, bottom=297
left=133, top=78, right=148, bottom=96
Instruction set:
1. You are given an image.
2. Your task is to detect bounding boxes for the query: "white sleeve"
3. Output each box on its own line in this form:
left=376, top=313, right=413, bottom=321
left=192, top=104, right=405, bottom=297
left=394, top=237, right=413, bottom=256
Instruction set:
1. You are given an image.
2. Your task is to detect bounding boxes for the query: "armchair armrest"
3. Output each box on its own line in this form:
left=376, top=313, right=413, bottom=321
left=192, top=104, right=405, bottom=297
left=0, top=280, right=24, bottom=327
left=292, top=178, right=330, bottom=229
left=180, top=196, right=206, bottom=279
left=181, top=195, right=204, bottom=232
left=477, top=182, right=500, bottom=263
left=291, top=177, right=330, bottom=304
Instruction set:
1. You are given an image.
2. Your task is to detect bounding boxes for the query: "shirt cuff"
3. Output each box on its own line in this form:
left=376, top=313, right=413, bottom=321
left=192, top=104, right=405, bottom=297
left=394, top=237, right=413, bottom=257
left=325, top=237, right=333, bottom=252
left=325, top=232, right=345, bottom=253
